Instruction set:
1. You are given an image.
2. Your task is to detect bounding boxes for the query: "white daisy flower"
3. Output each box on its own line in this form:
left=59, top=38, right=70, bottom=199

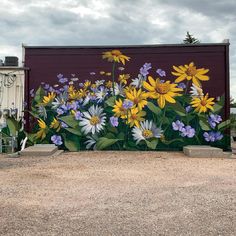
left=95, top=86, right=108, bottom=103
left=84, top=135, right=97, bottom=150
left=95, top=80, right=105, bottom=87
left=132, top=120, right=163, bottom=144
left=114, top=82, right=125, bottom=97
left=130, top=74, right=146, bottom=88
left=79, top=105, right=106, bottom=134
left=190, top=83, right=203, bottom=97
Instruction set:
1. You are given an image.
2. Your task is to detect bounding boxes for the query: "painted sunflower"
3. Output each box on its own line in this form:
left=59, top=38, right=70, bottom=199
left=172, top=62, right=209, bottom=87
left=143, top=76, right=183, bottom=109
left=126, top=88, right=148, bottom=110
left=112, top=99, right=128, bottom=119
left=36, top=119, right=47, bottom=140
left=50, top=117, right=61, bottom=132
left=102, top=50, right=130, bottom=65
left=42, top=92, right=56, bottom=105
left=190, top=93, right=215, bottom=113
left=127, top=107, right=146, bottom=128
left=118, top=74, right=130, bottom=85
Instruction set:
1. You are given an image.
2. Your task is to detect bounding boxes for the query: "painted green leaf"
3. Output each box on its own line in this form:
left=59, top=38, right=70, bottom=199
left=199, top=119, right=211, bottom=131
left=169, top=102, right=186, bottom=116
left=96, top=137, right=120, bottom=150
left=218, top=119, right=231, bottom=130
left=64, top=127, right=81, bottom=136
left=161, top=138, right=184, bottom=145
left=59, top=115, right=78, bottom=128
left=145, top=139, right=158, bottom=150
left=105, top=96, right=116, bottom=107
left=6, top=118, right=19, bottom=136
left=64, top=135, right=80, bottom=151
left=147, top=102, right=162, bottom=115
left=34, top=86, right=45, bottom=103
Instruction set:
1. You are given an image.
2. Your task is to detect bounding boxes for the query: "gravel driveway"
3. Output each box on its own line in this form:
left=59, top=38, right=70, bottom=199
left=0, top=151, right=236, bottom=236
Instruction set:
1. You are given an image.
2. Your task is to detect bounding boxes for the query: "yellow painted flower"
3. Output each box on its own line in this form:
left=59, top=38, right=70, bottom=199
left=127, top=107, right=146, bottom=128
left=84, top=80, right=91, bottom=88
left=106, top=72, right=111, bottom=76
left=172, top=62, right=209, bottom=87
left=112, top=99, right=128, bottom=119
left=36, top=119, right=47, bottom=140
left=78, top=88, right=88, bottom=98
left=42, top=92, right=56, bottom=104
left=69, top=90, right=80, bottom=100
left=126, top=88, right=148, bottom=110
left=118, top=74, right=130, bottom=85
left=102, top=50, right=130, bottom=65
left=68, top=85, right=75, bottom=93
left=50, top=118, right=61, bottom=132
left=105, top=80, right=113, bottom=89
left=143, top=76, right=183, bottom=109
left=100, top=71, right=105, bottom=75
left=190, top=93, right=215, bottom=113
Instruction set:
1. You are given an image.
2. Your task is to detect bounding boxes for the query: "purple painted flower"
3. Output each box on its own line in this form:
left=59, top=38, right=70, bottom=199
left=30, top=89, right=35, bottom=97
left=51, top=135, right=63, bottom=146
left=139, top=63, right=152, bottom=76
left=123, top=100, right=134, bottom=109
left=57, top=74, right=68, bottom=83
left=110, top=116, right=119, bottom=127
left=61, top=122, right=68, bottom=128
left=56, top=108, right=64, bottom=115
left=181, top=126, right=195, bottom=138
left=172, top=120, right=185, bottom=131
left=74, top=111, right=82, bottom=120
left=203, top=131, right=223, bottom=142
left=44, top=84, right=50, bottom=90
left=156, top=68, right=166, bottom=77
left=177, top=82, right=186, bottom=89
left=185, top=106, right=192, bottom=113
left=70, top=101, right=79, bottom=110
left=208, top=114, right=222, bottom=128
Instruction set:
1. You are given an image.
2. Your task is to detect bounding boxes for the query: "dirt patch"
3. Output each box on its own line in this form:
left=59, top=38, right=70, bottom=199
left=0, top=152, right=236, bottom=235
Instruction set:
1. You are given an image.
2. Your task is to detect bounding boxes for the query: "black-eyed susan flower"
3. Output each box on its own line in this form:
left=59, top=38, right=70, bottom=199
left=190, top=93, right=215, bottom=113
left=102, top=50, right=130, bottom=65
left=127, top=107, right=146, bottom=128
left=143, top=76, right=183, bottom=109
left=172, top=62, right=209, bottom=87
left=112, top=99, right=128, bottom=119
left=118, top=74, right=130, bottom=85
left=42, top=92, right=56, bottom=104
left=50, top=117, right=61, bottom=132
left=36, top=119, right=47, bottom=140
left=125, top=88, right=148, bottom=110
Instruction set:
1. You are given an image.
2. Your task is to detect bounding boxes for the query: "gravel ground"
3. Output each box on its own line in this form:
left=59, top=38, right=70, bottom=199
left=0, top=151, right=236, bottom=236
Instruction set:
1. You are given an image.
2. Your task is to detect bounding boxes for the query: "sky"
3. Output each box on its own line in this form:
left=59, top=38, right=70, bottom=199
left=0, top=0, right=236, bottom=98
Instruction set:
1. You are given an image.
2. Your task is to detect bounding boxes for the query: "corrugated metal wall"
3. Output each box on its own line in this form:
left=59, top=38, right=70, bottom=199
left=0, top=68, right=25, bottom=122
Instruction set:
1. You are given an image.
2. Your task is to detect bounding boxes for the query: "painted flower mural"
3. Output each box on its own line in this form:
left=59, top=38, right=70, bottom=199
left=27, top=50, right=230, bottom=151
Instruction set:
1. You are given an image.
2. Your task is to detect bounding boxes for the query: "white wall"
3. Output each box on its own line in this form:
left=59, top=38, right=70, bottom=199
left=0, top=67, right=25, bottom=123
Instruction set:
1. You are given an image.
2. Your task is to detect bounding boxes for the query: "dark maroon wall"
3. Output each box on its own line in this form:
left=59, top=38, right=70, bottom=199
left=24, top=44, right=229, bottom=120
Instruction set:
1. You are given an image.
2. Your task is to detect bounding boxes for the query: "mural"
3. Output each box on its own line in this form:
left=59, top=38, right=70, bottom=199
left=28, top=50, right=230, bottom=151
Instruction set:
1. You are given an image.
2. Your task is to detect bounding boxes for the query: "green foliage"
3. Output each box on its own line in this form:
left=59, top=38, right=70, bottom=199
left=183, top=31, right=200, bottom=44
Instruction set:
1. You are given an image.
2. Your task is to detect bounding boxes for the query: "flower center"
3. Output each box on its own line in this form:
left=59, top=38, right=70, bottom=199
left=111, top=50, right=122, bottom=56
left=155, top=83, right=170, bottom=94
left=133, top=98, right=139, bottom=104
left=186, top=66, right=197, bottom=76
left=142, top=129, right=153, bottom=138
left=90, top=116, right=100, bottom=125
left=201, top=100, right=207, bottom=106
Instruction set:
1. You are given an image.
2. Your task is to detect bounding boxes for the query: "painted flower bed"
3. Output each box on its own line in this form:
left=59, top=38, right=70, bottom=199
left=28, top=50, right=230, bottom=151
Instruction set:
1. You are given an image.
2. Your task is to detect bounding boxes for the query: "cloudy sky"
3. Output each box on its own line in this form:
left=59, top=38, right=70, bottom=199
left=1, top=0, right=236, bottom=98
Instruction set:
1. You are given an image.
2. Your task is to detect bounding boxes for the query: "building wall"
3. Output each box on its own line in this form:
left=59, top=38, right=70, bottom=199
left=0, top=68, right=25, bottom=123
